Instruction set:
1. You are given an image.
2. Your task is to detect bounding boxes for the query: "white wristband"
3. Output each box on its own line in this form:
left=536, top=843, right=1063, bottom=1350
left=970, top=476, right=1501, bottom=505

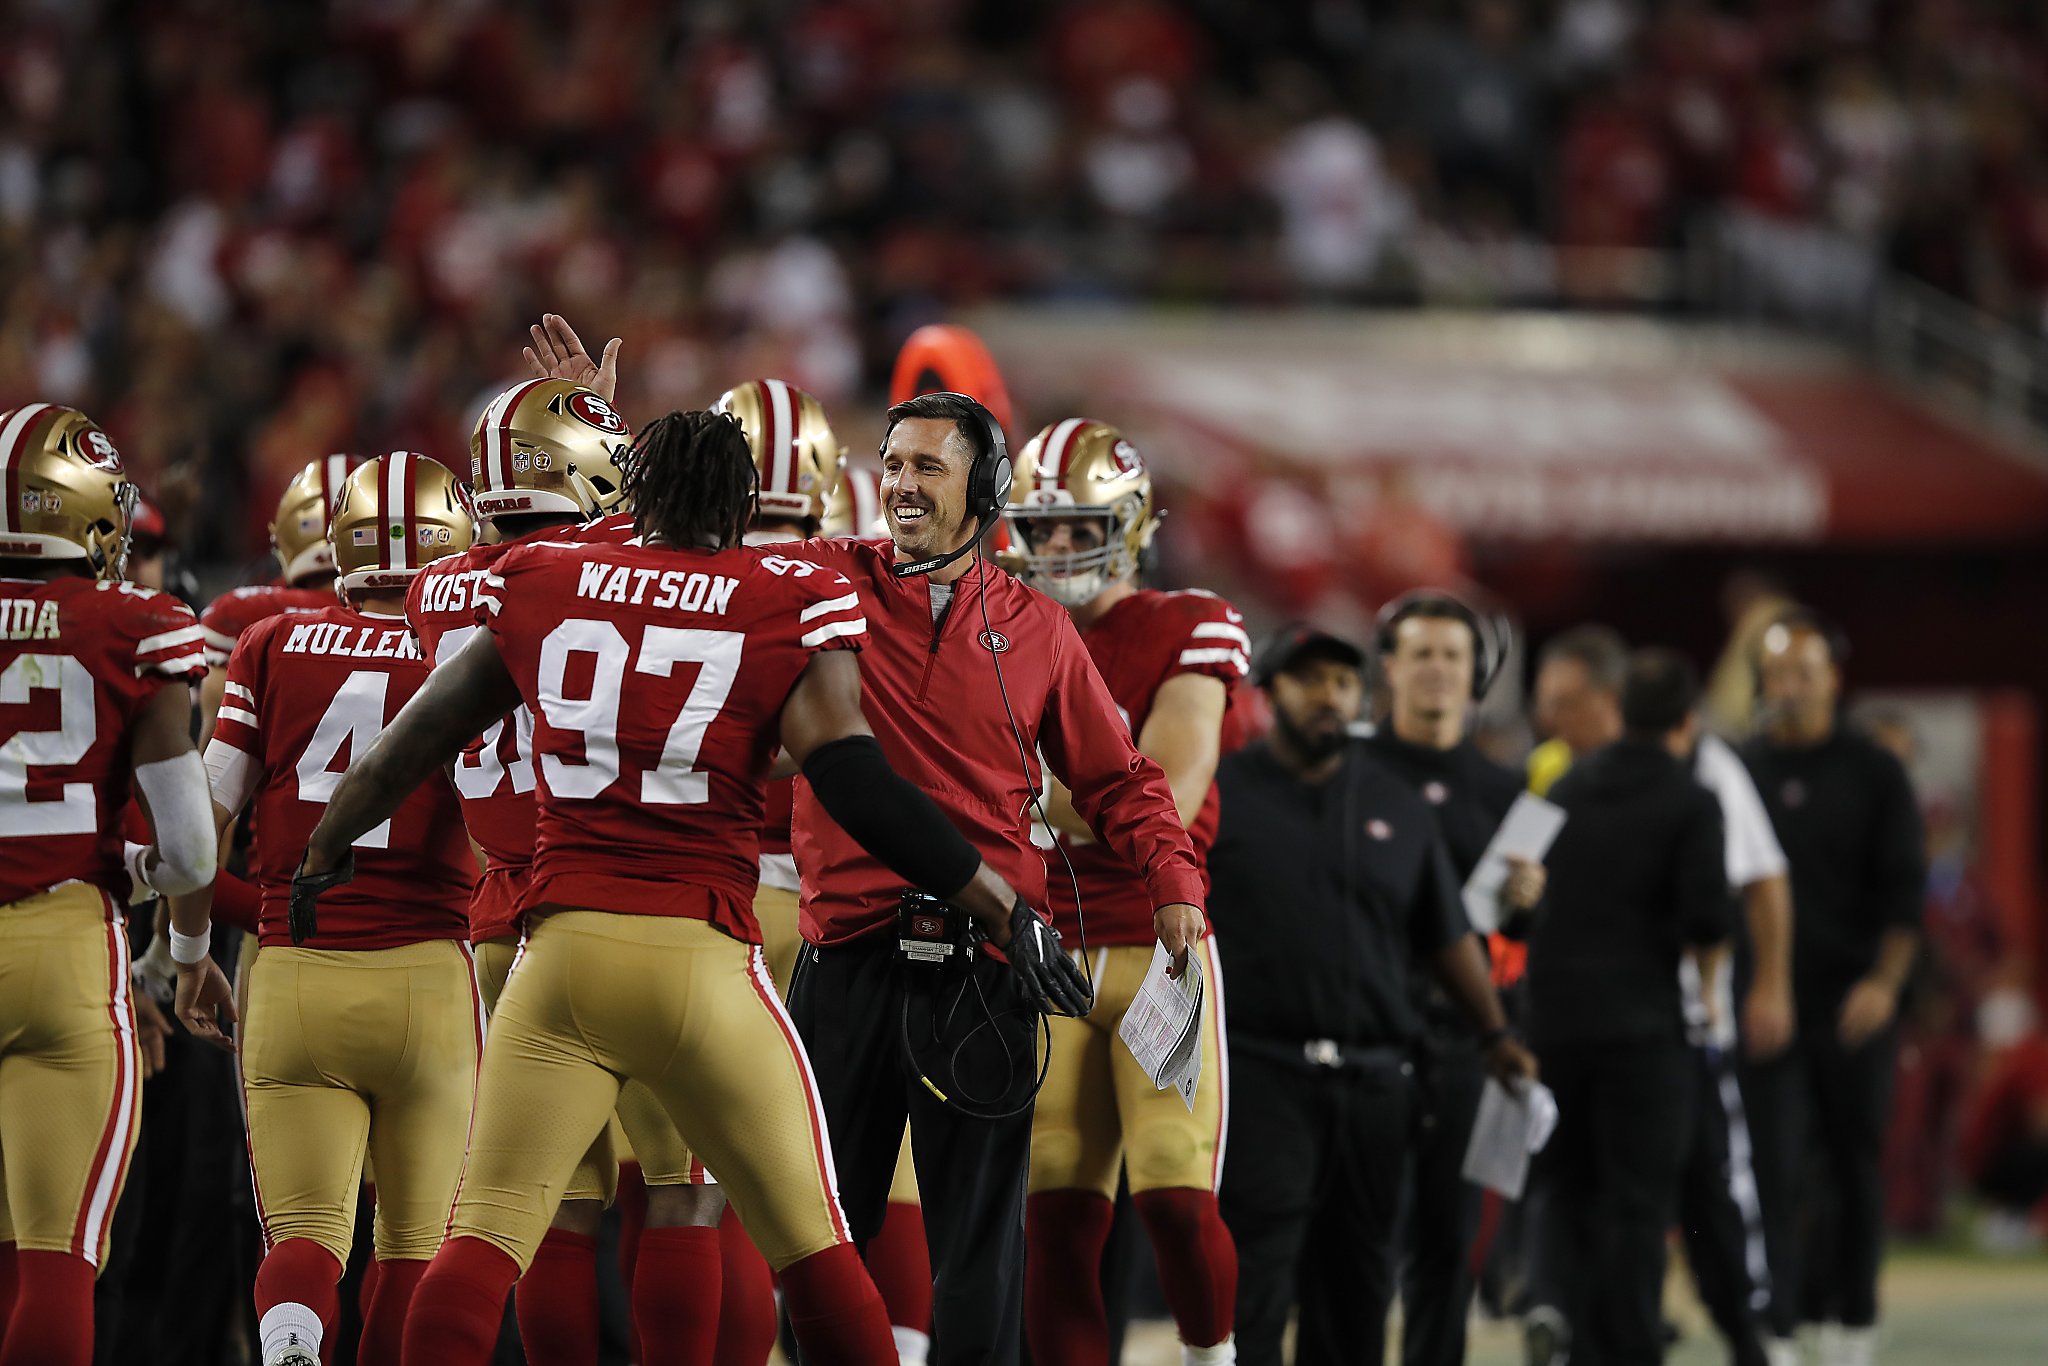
left=168, top=926, right=212, bottom=966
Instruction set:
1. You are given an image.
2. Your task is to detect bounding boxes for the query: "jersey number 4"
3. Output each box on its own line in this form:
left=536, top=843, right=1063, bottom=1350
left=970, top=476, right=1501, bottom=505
left=295, top=671, right=397, bottom=848
left=538, top=619, right=742, bottom=805
left=0, top=653, right=98, bottom=836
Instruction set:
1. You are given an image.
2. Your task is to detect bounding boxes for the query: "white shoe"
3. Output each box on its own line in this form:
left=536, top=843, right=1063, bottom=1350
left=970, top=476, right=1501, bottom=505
left=266, top=1349, right=319, bottom=1366
left=1524, top=1306, right=1571, bottom=1366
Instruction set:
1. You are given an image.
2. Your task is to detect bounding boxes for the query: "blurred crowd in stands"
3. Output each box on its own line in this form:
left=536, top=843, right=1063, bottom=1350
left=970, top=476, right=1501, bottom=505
left=6, top=0, right=2048, bottom=565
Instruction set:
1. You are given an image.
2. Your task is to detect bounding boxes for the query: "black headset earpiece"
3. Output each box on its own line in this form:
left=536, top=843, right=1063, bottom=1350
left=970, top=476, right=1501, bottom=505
left=1374, top=589, right=1503, bottom=701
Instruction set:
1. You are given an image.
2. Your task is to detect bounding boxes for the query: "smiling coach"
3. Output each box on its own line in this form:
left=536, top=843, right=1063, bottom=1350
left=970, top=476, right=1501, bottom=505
left=787, top=391, right=1205, bottom=1366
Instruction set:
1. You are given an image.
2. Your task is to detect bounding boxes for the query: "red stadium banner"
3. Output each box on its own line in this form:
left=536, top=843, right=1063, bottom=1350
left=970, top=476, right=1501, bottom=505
left=969, top=310, right=2048, bottom=547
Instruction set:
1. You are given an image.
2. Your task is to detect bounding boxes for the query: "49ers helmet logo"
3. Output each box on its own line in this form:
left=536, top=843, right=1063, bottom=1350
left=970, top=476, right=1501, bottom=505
left=979, top=629, right=1010, bottom=654
left=566, top=391, right=628, bottom=435
left=80, top=428, right=123, bottom=471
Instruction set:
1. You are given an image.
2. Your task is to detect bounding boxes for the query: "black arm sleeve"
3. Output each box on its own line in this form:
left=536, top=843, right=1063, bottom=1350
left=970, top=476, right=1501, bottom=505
left=802, top=735, right=983, bottom=900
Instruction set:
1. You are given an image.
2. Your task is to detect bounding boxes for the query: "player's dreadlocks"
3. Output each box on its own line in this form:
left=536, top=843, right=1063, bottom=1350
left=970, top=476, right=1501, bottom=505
left=625, top=409, right=760, bottom=551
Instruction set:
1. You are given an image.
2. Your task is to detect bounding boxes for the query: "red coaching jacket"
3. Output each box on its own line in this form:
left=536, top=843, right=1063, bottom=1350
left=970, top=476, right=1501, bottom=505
left=790, top=539, right=1206, bottom=945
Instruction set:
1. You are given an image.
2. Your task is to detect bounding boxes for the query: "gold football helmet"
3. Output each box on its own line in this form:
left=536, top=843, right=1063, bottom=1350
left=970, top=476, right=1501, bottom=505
left=713, top=379, right=845, bottom=530
left=329, top=452, right=476, bottom=592
left=1006, top=418, right=1159, bottom=607
left=272, top=454, right=361, bottom=585
left=470, top=379, right=634, bottom=521
left=0, top=403, right=136, bottom=580
left=821, top=464, right=883, bottom=539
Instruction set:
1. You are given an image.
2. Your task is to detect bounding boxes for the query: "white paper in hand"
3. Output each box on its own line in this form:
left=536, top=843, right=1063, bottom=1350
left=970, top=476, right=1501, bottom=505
left=1118, top=941, right=1205, bottom=1112
left=1461, top=793, right=1567, bottom=933
left=1460, top=1077, right=1558, bottom=1200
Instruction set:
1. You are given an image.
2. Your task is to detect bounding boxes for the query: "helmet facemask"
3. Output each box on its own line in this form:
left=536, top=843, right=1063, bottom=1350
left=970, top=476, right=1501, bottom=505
left=1007, top=506, right=1137, bottom=607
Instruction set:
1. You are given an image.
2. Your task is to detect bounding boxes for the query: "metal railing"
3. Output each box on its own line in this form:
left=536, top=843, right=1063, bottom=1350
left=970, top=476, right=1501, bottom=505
left=1699, top=210, right=2048, bottom=455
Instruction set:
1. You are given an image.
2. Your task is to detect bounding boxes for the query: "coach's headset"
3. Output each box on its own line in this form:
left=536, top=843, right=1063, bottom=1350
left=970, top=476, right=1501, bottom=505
left=885, top=392, right=1012, bottom=580
left=1373, top=588, right=1508, bottom=701
left=874, top=391, right=1094, bottom=1119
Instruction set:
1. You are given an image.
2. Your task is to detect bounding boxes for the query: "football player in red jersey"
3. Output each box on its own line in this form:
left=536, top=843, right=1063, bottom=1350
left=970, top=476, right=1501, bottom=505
left=171, top=453, right=482, bottom=1366
left=421, top=370, right=747, bottom=1366
left=297, top=410, right=1075, bottom=1366
left=783, top=393, right=1199, bottom=1366
left=198, top=455, right=360, bottom=741
left=0, top=404, right=219, bottom=1366
left=514, top=320, right=781, bottom=1366
left=1004, top=419, right=1246, bottom=1366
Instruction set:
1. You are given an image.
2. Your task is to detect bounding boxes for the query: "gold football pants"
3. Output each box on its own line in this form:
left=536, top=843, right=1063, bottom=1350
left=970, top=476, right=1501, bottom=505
left=450, top=911, right=849, bottom=1271
left=241, top=939, right=482, bottom=1264
left=1028, top=937, right=1229, bottom=1198
left=0, top=883, right=141, bottom=1268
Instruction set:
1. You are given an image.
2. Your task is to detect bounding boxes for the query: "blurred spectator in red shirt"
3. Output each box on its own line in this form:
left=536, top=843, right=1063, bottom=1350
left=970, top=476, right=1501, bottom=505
left=1959, top=991, right=2048, bottom=1248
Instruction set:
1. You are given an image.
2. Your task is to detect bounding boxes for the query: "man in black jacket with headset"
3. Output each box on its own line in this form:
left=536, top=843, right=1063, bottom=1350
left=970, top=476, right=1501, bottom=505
left=1361, top=592, right=1545, bottom=1366
left=1523, top=649, right=1734, bottom=1366
left=1209, top=624, right=1536, bottom=1366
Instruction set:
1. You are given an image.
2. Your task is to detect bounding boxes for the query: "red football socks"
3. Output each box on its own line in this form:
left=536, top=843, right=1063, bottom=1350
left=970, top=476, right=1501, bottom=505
left=402, top=1236, right=519, bottom=1366
left=0, top=1249, right=94, bottom=1366
left=866, top=1200, right=933, bottom=1340
left=714, top=1210, right=777, bottom=1366
left=360, top=1257, right=429, bottom=1366
left=253, top=1237, right=343, bottom=1343
left=517, top=1227, right=600, bottom=1366
left=779, top=1243, right=897, bottom=1366
left=0, top=1243, right=16, bottom=1356
left=633, top=1226, right=722, bottom=1366
left=1135, top=1186, right=1237, bottom=1348
left=1024, top=1190, right=1116, bottom=1366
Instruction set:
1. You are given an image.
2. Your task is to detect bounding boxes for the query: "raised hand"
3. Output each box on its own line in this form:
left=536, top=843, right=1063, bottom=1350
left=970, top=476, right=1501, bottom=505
left=523, top=313, right=622, bottom=404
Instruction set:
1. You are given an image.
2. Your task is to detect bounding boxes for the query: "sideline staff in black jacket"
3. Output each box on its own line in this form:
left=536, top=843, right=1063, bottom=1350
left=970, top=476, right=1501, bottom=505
left=1739, top=612, right=1923, bottom=1355
left=1524, top=650, right=1733, bottom=1366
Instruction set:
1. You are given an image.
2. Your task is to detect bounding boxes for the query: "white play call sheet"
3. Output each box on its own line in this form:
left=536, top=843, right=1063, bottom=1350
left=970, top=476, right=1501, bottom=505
left=1118, top=940, right=1205, bottom=1112
left=1461, top=792, right=1567, bottom=933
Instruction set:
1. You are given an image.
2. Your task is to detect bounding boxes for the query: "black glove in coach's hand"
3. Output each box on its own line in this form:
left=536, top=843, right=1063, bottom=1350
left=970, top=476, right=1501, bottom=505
left=1006, top=897, right=1093, bottom=1017
left=289, top=850, right=355, bottom=945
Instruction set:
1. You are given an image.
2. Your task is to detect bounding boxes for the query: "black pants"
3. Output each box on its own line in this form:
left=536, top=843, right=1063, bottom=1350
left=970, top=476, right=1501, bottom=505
left=1529, top=1033, right=1693, bottom=1366
left=1677, top=1047, right=1769, bottom=1366
left=789, top=934, right=1039, bottom=1366
left=1399, top=1038, right=1486, bottom=1366
left=1741, top=1019, right=1895, bottom=1333
left=96, top=969, right=259, bottom=1363
left=1219, top=1038, right=1414, bottom=1366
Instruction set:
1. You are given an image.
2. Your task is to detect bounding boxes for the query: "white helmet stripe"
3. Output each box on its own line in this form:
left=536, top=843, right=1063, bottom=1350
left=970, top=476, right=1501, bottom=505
left=382, top=451, right=408, bottom=571
left=0, top=402, right=53, bottom=534
left=485, top=379, right=546, bottom=492
left=765, top=379, right=794, bottom=496
left=1038, top=417, right=1087, bottom=488
left=321, top=454, right=349, bottom=513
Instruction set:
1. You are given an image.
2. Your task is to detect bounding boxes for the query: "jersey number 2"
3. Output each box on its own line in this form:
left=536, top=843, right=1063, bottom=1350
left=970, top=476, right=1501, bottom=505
left=537, top=620, right=742, bottom=805
left=0, top=653, right=98, bottom=836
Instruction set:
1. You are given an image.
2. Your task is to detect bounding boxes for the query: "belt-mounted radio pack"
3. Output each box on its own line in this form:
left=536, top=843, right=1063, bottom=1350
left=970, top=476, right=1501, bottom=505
left=896, top=890, right=974, bottom=968
left=892, top=888, right=1051, bottom=1121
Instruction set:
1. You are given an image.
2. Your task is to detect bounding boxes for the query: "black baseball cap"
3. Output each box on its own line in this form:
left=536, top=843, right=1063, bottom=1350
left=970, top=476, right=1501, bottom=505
left=1252, top=622, right=1366, bottom=687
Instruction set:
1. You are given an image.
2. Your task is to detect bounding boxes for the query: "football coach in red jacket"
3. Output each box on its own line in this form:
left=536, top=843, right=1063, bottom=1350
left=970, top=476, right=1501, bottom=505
left=788, top=391, right=1206, bottom=1366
